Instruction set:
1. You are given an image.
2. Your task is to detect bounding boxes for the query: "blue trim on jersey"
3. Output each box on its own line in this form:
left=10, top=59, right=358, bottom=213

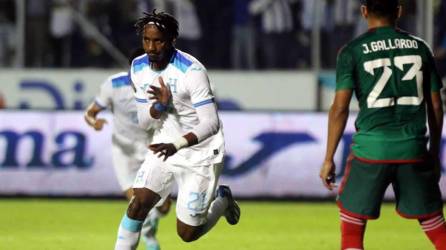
left=193, top=98, right=214, bottom=108
left=121, top=214, right=143, bottom=232
left=111, top=74, right=130, bottom=88
left=94, top=99, right=107, bottom=109
left=135, top=98, right=148, bottom=103
left=171, top=51, right=193, bottom=73
left=133, top=55, right=149, bottom=73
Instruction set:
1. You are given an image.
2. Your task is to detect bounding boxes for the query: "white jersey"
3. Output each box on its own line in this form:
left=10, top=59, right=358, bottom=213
left=131, top=49, right=225, bottom=167
left=95, top=72, right=151, bottom=145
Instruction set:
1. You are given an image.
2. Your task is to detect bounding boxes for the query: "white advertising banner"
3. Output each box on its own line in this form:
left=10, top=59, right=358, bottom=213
left=0, top=70, right=316, bottom=111
left=1, top=111, right=446, bottom=198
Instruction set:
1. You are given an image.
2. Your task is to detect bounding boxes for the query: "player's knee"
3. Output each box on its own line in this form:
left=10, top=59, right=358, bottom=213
left=177, top=229, right=200, bottom=243
left=157, top=198, right=172, bottom=215
left=127, top=193, right=156, bottom=219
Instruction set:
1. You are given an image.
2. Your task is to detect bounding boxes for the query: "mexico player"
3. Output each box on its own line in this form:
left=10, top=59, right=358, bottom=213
left=84, top=48, right=171, bottom=250
left=114, top=10, right=240, bottom=249
left=320, top=0, right=446, bottom=249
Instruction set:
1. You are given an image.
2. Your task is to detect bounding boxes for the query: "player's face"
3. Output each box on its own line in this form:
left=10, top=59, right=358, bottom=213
left=142, top=24, right=172, bottom=63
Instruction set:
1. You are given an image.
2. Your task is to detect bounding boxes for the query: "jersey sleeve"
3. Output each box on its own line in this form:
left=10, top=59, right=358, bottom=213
left=336, top=46, right=355, bottom=90
left=130, top=61, right=149, bottom=103
left=185, top=65, right=216, bottom=108
left=95, top=77, right=113, bottom=109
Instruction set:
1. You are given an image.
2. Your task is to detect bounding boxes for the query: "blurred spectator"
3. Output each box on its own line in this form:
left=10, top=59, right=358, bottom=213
left=231, top=0, right=256, bottom=70
left=0, top=0, right=434, bottom=70
left=398, top=0, right=417, bottom=34
left=328, top=0, right=359, bottom=68
left=108, top=0, right=140, bottom=60
left=171, top=0, right=202, bottom=60
left=297, top=0, right=318, bottom=68
left=154, top=0, right=202, bottom=59
left=49, top=0, right=74, bottom=67
left=195, top=0, right=232, bottom=68
left=249, top=0, right=295, bottom=69
left=25, top=0, right=50, bottom=67
left=0, top=0, right=15, bottom=66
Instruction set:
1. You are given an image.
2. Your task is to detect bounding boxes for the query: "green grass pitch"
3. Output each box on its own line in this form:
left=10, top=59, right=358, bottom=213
left=0, top=199, right=437, bottom=250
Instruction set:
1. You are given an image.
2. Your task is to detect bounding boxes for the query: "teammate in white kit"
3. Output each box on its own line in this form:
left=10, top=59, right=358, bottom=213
left=84, top=48, right=171, bottom=250
left=114, top=10, right=240, bottom=249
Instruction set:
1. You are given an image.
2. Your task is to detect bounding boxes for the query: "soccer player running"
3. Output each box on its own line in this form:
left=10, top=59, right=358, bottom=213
left=114, top=10, right=240, bottom=249
left=320, top=0, right=446, bottom=249
left=84, top=48, right=171, bottom=250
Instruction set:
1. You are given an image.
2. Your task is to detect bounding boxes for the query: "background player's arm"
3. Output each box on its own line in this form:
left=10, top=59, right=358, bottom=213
left=84, top=77, right=111, bottom=131
left=320, top=89, right=352, bottom=190
left=84, top=102, right=107, bottom=131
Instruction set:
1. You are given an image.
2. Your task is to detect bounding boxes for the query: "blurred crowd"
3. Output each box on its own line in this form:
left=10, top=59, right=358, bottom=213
left=0, top=0, right=445, bottom=73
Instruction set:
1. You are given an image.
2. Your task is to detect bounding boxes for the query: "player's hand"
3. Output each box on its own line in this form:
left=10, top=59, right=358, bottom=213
left=320, top=160, right=336, bottom=191
left=147, top=77, right=171, bottom=106
left=149, top=143, right=177, bottom=161
left=92, top=118, right=107, bottom=131
left=84, top=114, right=107, bottom=131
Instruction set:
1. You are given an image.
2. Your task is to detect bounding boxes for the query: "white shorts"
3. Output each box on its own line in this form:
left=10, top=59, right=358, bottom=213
left=133, top=150, right=223, bottom=226
left=111, top=135, right=148, bottom=191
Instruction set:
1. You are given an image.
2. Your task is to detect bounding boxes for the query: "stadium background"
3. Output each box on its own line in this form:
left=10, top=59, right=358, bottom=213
left=1, top=0, right=446, bottom=249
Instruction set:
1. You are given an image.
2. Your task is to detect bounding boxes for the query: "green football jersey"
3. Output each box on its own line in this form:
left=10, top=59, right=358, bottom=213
left=336, top=26, right=443, bottom=160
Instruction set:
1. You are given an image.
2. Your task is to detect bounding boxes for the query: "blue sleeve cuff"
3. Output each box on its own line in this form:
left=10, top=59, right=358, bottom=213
left=193, top=98, right=214, bottom=108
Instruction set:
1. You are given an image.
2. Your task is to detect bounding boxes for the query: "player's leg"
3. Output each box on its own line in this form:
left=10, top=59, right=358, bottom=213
left=340, top=213, right=367, bottom=250
left=115, top=188, right=160, bottom=250
left=393, top=160, right=446, bottom=249
left=337, top=157, right=392, bottom=250
left=141, top=197, right=172, bottom=250
left=112, top=141, right=160, bottom=249
left=111, top=143, right=138, bottom=200
left=175, top=163, right=240, bottom=242
left=419, top=215, right=446, bottom=250
left=115, top=153, right=173, bottom=250
left=128, top=142, right=168, bottom=250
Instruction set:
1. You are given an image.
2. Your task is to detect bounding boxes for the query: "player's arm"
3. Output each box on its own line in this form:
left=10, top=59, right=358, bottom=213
left=149, top=67, right=219, bottom=160
left=425, top=47, right=444, bottom=181
left=426, top=48, right=444, bottom=157
left=320, top=46, right=354, bottom=190
left=426, top=91, right=443, bottom=157
left=84, top=78, right=111, bottom=131
left=147, top=76, right=171, bottom=120
left=320, top=89, right=352, bottom=190
left=84, top=102, right=107, bottom=131
left=132, top=72, right=163, bottom=130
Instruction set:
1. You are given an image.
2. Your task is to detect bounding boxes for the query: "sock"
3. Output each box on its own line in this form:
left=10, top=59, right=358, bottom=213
left=340, top=212, right=366, bottom=250
left=198, top=195, right=228, bottom=237
left=420, top=215, right=446, bottom=250
left=115, top=214, right=143, bottom=250
left=141, top=209, right=160, bottom=250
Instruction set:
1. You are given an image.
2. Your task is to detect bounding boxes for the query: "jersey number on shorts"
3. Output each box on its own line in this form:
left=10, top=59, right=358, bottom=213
left=364, top=55, right=423, bottom=108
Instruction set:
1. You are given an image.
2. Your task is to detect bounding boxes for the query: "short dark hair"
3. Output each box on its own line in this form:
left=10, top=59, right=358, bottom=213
left=364, top=0, right=400, bottom=20
left=134, top=9, right=179, bottom=41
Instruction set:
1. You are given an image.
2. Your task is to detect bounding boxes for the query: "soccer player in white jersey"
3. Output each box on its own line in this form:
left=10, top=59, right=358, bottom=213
left=84, top=48, right=171, bottom=250
left=114, top=10, right=240, bottom=249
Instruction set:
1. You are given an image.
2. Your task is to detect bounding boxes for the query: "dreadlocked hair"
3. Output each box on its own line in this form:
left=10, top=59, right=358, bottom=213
left=134, top=9, right=179, bottom=41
